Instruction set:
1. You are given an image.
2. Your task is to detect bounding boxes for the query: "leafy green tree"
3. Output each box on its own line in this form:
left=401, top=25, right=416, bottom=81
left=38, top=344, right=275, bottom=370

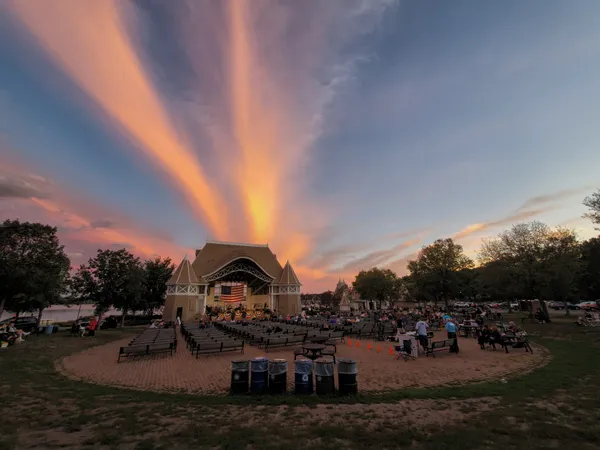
left=352, top=267, right=399, bottom=309
left=580, top=238, right=600, bottom=301
left=476, top=260, right=520, bottom=302
left=539, top=229, right=581, bottom=315
left=479, top=222, right=549, bottom=302
left=478, top=221, right=580, bottom=317
left=406, top=238, right=473, bottom=307
left=583, top=189, right=600, bottom=230
left=0, top=220, right=70, bottom=321
left=72, top=249, right=143, bottom=327
left=456, top=268, right=480, bottom=301
left=142, top=256, right=175, bottom=315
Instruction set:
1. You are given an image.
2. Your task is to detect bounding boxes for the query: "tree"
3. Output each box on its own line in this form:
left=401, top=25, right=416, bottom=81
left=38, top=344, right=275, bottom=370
left=0, top=220, right=70, bottom=321
left=583, top=189, right=600, bottom=230
left=319, top=291, right=334, bottom=308
left=71, top=249, right=144, bottom=327
left=406, top=238, right=473, bottom=307
left=478, top=221, right=580, bottom=318
left=580, top=238, right=600, bottom=301
left=479, top=222, right=550, bottom=302
left=142, top=256, right=175, bottom=315
left=352, top=268, right=399, bottom=309
left=538, top=229, right=581, bottom=315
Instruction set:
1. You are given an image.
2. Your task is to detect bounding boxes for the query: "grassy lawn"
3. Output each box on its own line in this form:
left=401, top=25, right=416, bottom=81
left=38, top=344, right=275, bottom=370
left=1, top=320, right=599, bottom=449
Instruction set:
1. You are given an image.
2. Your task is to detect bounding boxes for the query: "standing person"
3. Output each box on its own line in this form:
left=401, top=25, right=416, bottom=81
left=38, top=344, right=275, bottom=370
left=445, top=318, right=457, bottom=339
left=445, top=318, right=459, bottom=353
left=176, top=315, right=182, bottom=328
left=414, top=317, right=429, bottom=350
left=87, top=317, right=98, bottom=337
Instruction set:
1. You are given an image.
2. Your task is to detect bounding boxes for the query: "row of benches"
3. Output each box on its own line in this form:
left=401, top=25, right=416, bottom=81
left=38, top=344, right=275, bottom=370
left=117, top=329, right=177, bottom=362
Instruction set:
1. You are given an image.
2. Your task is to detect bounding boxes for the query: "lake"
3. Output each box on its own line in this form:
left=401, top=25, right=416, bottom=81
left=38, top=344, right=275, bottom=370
left=0, top=305, right=149, bottom=324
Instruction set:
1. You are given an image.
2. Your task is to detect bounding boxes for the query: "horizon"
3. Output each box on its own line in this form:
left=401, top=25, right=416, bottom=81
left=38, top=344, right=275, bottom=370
left=1, top=0, right=599, bottom=291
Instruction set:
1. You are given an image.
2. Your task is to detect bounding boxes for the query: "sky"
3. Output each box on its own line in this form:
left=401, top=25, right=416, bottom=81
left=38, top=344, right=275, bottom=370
left=1, top=0, right=599, bottom=292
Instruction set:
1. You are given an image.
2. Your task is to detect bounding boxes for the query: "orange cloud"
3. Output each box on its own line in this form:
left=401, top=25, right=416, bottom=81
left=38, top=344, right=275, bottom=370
left=29, top=196, right=186, bottom=261
left=6, top=0, right=229, bottom=238
left=0, top=161, right=186, bottom=264
left=451, top=208, right=550, bottom=242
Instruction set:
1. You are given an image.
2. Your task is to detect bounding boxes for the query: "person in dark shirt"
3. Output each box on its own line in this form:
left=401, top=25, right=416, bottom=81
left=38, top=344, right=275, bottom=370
left=489, top=326, right=503, bottom=350
left=478, top=325, right=490, bottom=349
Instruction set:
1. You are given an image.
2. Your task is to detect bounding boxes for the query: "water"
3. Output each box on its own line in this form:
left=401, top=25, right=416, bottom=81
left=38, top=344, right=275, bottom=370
left=0, top=305, right=140, bottom=324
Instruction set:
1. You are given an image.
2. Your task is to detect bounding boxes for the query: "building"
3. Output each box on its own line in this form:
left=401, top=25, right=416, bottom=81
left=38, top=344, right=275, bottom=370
left=162, top=241, right=301, bottom=322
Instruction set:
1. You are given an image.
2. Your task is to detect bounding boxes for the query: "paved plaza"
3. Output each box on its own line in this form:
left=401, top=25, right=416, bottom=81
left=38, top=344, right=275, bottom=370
left=57, top=331, right=549, bottom=395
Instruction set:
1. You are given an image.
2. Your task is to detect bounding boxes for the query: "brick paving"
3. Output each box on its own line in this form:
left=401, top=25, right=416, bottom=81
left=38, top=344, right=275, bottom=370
left=57, top=331, right=549, bottom=394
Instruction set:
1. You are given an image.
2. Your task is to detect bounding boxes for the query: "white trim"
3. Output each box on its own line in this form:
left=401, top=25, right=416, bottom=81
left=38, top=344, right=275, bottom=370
left=203, top=256, right=275, bottom=280
left=280, top=285, right=301, bottom=294
left=167, top=285, right=199, bottom=296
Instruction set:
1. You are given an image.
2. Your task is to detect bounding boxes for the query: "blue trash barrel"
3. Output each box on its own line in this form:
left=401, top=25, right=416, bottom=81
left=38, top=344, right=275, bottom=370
left=337, top=358, right=358, bottom=395
left=231, top=360, right=249, bottom=395
left=294, top=359, right=313, bottom=395
left=251, top=357, right=269, bottom=394
left=314, top=359, right=335, bottom=395
left=45, top=325, right=54, bottom=335
left=268, top=359, right=288, bottom=394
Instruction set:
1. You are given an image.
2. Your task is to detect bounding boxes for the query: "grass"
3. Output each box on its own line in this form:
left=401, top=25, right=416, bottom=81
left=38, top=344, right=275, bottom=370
left=0, top=320, right=599, bottom=449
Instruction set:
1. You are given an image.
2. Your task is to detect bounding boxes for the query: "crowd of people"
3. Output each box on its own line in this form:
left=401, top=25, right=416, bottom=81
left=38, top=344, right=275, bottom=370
left=0, top=322, right=30, bottom=347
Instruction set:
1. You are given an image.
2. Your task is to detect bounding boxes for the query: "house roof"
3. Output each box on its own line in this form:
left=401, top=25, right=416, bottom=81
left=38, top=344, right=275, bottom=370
left=278, top=260, right=301, bottom=285
left=191, top=241, right=289, bottom=283
left=167, top=256, right=199, bottom=285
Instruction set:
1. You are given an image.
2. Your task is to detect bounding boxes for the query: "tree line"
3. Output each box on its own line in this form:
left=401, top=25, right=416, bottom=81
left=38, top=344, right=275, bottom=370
left=351, top=189, right=600, bottom=311
left=0, top=219, right=174, bottom=325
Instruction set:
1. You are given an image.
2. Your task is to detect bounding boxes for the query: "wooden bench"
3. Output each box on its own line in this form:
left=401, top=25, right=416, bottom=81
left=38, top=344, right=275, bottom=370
left=328, top=331, right=345, bottom=343
left=195, top=340, right=244, bottom=358
left=118, top=342, right=175, bottom=362
left=425, top=339, right=456, bottom=357
left=264, top=335, right=305, bottom=352
left=498, top=334, right=533, bottom=353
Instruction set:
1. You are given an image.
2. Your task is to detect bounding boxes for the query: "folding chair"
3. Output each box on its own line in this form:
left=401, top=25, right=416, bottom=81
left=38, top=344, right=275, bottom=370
left=397, top=339, right=415, bottom=361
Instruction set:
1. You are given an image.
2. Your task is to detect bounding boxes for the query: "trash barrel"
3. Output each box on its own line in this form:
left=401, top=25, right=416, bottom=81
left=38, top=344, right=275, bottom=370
left=251, top=357, right=269, bottom=394
left=45, top=325, right=54, bottom=335
left=314, top=359, right=335, bottom=395
left=231, top=360, right=249, bottom=395
left=294, top=359, right=314, bottom=395
left=268, top=359, right=288, bottom=394
left=338, top=358, right=358, bottom=395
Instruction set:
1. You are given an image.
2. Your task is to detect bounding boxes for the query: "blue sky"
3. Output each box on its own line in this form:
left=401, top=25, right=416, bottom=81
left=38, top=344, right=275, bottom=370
left=1, top=0, right=598, bottom=290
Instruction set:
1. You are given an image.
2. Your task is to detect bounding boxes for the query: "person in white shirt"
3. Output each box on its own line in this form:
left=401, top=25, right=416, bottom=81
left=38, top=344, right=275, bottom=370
left=414, top=318, right=429, bottom=349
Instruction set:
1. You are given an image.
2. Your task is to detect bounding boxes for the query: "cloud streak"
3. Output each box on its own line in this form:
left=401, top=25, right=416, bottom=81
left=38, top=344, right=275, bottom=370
left=0, top=162, right=186, bottom=265
left=5, top=0, right=229, bottom=238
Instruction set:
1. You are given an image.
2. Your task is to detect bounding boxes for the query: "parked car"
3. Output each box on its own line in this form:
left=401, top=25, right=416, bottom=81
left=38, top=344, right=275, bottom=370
left=552, top=302, right=580, bottom=310
left=578, top=301, right=599, bottom=310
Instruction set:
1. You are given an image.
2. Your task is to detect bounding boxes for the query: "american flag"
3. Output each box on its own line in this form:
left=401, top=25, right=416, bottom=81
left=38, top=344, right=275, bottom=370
left=221, top=284, right=246, bottom=303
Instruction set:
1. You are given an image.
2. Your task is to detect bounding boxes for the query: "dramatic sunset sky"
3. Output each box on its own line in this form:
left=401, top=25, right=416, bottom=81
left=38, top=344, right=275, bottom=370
left=1, top=0, right=599, bottom=291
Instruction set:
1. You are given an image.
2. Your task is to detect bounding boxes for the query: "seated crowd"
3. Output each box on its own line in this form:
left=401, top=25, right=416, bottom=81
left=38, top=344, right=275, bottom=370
left=0, top=322, right=30, bottom=347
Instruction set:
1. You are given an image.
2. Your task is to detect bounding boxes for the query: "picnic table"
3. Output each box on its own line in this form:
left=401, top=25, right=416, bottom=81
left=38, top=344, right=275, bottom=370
left=302, top=343, right=326, bottom=360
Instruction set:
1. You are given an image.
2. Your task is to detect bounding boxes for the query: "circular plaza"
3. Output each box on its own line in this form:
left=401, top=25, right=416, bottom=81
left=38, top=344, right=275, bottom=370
left=57, top=329, right=549, bottom=395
